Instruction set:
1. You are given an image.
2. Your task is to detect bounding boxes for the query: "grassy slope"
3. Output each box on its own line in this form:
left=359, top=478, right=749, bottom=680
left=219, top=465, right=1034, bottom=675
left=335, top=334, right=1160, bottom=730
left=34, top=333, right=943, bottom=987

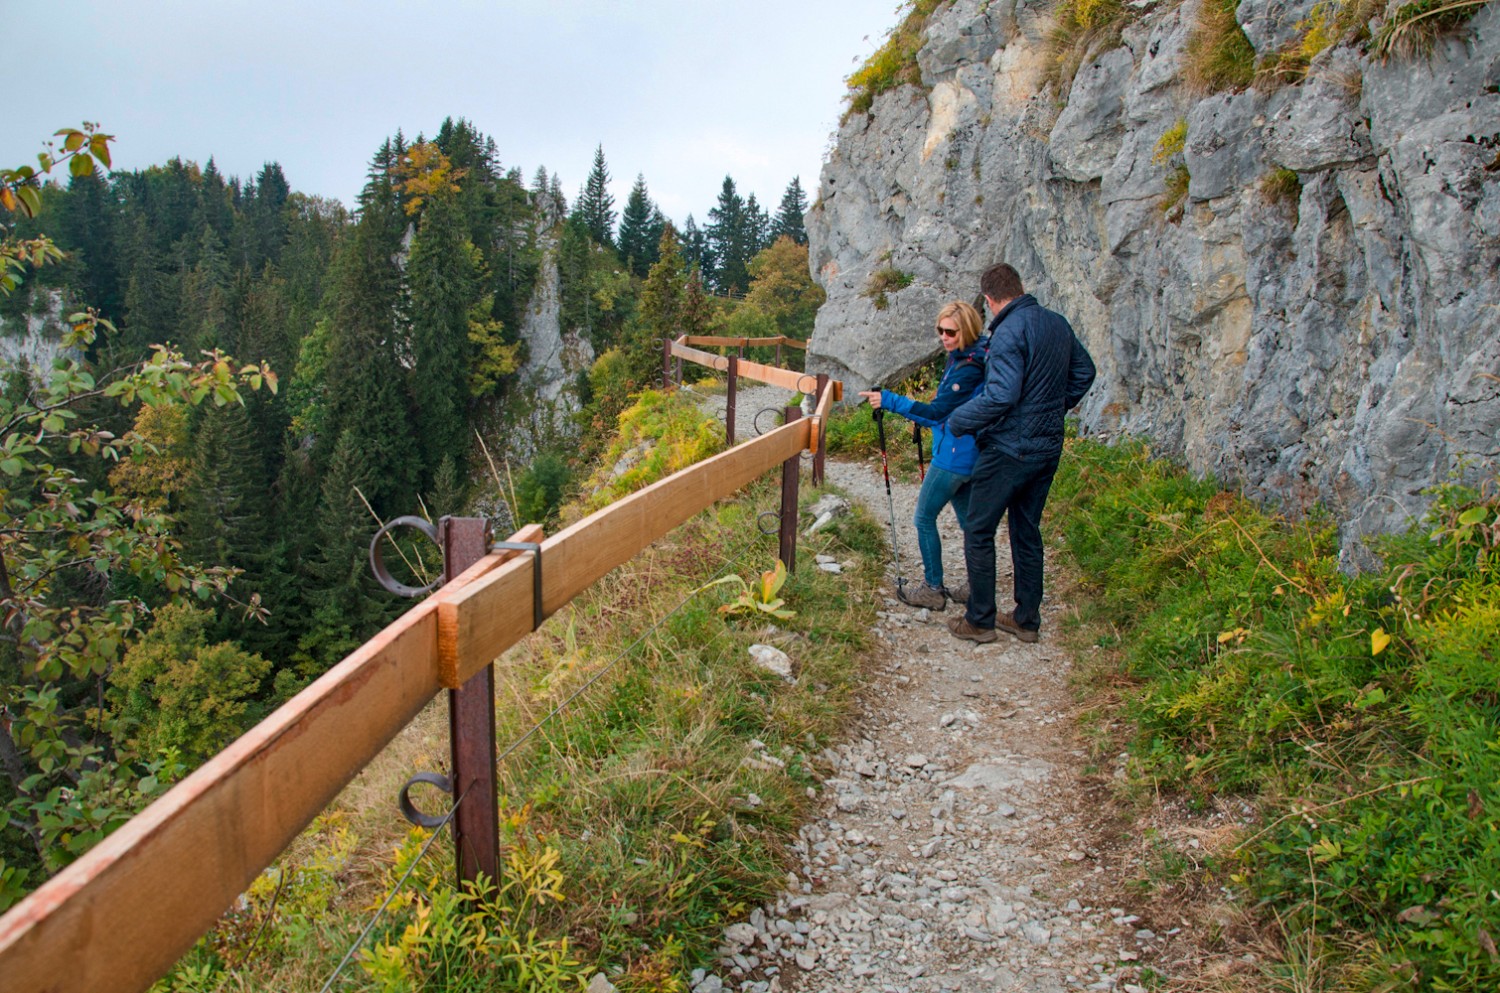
left=154, top=388, right=886, bottom=993
left=1049, top=436, right=1500, bottom=991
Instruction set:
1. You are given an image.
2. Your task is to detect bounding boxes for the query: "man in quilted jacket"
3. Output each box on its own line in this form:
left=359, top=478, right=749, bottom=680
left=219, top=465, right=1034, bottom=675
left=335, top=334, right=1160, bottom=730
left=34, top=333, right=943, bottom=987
left=944, top=263, right=1096, bottom=644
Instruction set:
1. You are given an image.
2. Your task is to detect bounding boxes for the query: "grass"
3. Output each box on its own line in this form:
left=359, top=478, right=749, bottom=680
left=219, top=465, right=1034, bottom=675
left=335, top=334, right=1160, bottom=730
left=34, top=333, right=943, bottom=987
left=1183, top=0, right=1257, bottom=93
left=843, top=0, right=950, bottom=121
left=1373, top=0, right=1492, bottom=58
left=862, top=265, right=915, bottom=311
left=1261, top=167, right=1302, bottom=224
left=1048, top=435, right=1500, bottom=989
left=150, top=396, right=886, bottom=992
left=1154, top=119, right=1191, bottom=219
left=1044, top=0, right=1138, bottom=100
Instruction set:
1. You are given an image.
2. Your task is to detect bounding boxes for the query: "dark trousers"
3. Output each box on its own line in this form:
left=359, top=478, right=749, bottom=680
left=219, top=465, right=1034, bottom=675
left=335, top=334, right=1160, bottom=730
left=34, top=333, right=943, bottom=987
left=962, top=448, right=1059, bottom=631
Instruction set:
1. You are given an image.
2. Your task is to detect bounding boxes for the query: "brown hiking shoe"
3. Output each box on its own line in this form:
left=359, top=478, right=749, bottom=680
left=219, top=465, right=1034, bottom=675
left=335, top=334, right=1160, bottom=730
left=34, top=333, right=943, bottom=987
left=899, top=582, right=947, bottom=611
left=943, top=581, right=969, bottom=605
left=947, top=616, right=998, bottom=644
left=995, top=613, right=1040, bottom=643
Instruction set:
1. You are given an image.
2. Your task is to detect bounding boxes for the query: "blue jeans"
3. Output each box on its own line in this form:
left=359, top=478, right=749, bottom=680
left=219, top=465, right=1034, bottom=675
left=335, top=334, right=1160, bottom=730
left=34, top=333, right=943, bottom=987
left=913, top=465, right=971, bottom=589
left=962, top=449, right=1058, bottom=631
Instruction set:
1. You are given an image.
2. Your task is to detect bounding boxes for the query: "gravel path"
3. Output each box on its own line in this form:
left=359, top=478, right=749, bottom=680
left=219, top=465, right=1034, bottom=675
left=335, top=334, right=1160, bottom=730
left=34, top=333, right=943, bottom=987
left=687, top=384, right=1165, bottom=993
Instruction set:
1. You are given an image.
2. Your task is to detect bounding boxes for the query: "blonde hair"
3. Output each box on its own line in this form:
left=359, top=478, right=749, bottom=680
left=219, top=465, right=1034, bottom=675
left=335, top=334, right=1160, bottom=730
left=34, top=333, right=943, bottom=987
left=936, top=300, right=983, bottom=349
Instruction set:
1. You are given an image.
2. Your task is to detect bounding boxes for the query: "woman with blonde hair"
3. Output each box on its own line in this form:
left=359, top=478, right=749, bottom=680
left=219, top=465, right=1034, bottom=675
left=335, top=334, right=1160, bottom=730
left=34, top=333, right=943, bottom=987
left=858, top=300, right=988, bottom=610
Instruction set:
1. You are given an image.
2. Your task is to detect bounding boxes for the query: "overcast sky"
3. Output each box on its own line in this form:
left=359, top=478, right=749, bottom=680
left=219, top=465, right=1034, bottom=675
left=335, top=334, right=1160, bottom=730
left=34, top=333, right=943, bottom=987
left=5, top=0, right=900, bottom=226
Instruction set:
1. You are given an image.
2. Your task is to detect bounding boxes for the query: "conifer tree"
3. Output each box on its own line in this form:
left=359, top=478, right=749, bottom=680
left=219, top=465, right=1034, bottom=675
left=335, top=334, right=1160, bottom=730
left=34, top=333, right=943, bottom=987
left=319, top=150, right=420, bottom=514
left=617, top=174, right=660, bottom=278
left=294, top=429, right=393, bottom=674
left=682, top=265, right=715, bottom=338
left=406, top=189, right=477, bottom=487
left=773, top=176, right=809, bottom=245
left=634, top=224, right=686, bottom=372
left=746, top=194, right=771, bottom=258
left=180, top=226, right=230, bottom=352
left=707, top=176, right=750, bottom=296
left=680, top=214, right=714, bottom=286
left=575, top=145, right=615, bottom=247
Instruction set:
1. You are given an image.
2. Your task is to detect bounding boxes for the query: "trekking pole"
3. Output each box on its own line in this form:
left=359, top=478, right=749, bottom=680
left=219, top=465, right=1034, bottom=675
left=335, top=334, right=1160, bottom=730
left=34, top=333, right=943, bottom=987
left=872, top=408, right=907, bottom=597
left=912, top=422, right=926, bottom=482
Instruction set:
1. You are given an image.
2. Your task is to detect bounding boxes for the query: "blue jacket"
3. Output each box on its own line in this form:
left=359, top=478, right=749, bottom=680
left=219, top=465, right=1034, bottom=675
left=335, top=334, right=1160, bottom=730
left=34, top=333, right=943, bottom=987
left=947, top=295, right=1095, bottom=463
left=880, top=335, right=989, bottom=476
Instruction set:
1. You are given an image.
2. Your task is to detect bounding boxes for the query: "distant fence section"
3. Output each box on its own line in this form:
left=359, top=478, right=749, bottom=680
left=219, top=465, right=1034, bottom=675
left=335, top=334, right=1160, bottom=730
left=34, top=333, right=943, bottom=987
left=0, top=338, right=841, bottom=993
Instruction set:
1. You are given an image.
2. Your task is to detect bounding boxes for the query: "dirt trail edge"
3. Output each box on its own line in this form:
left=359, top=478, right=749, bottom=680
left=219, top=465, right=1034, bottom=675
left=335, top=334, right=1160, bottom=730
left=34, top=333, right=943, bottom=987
left=683, top=386, right=1170, bottom=993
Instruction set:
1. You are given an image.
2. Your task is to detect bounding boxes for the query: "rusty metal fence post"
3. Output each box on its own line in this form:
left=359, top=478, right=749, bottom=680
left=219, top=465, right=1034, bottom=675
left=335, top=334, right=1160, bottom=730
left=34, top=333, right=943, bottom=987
left=779, top=406, right=801, bottom=572
left=441, top=517, right=499, bottom=889
left=726, top=355, right=739, bottom=445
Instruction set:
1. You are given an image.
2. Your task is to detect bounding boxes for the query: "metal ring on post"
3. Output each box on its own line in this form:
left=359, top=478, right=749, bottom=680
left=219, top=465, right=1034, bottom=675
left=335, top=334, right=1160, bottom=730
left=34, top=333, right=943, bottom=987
left=753, top=407, right=783, bottom=436
left=399, top=771, right=454, bottom=828
left=370, top=516, right=442, bottom=598
left=795, top=373, right=819, bottom=396
left=757, top=510, right=781, bottom=535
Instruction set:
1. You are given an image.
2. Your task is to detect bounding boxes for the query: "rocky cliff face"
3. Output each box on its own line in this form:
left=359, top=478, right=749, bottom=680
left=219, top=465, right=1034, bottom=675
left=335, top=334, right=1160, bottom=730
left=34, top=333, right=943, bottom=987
left=508, top=231, right=594, bottom=459
left=807, top=0, right=1499, bottom=557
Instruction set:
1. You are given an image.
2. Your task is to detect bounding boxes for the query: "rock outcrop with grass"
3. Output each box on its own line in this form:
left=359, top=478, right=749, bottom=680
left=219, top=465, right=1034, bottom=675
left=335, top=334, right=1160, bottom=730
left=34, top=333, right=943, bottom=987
left=807, top=0, right=1500, bottom=556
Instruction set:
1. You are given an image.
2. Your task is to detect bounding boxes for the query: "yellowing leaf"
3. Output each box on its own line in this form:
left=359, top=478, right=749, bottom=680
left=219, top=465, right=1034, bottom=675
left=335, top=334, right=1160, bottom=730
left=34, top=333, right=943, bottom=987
left=1371, top=627, right=1391, bottom=656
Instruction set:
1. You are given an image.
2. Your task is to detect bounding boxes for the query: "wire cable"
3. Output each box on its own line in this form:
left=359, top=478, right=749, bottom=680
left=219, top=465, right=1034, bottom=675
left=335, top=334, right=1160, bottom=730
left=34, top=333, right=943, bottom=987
left=316, top=785, right=470, bottom=993
left=313, top=530, right=763, bottom=989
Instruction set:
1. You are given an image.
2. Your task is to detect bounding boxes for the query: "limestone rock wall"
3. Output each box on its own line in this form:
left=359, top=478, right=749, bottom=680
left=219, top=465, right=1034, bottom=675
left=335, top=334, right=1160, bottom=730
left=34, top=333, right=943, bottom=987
left=807, top=0, right=1500, bottom=555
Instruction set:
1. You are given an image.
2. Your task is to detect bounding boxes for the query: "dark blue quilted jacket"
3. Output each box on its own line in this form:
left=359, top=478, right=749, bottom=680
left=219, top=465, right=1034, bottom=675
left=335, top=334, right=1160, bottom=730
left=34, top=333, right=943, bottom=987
left=878, top=335, right=988, bottom=476
left=947, top=295, right=1096, bottom=462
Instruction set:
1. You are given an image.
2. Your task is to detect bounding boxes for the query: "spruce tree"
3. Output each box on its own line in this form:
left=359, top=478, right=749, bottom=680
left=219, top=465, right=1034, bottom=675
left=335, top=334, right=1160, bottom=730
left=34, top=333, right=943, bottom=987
left=575, top=145, right=615, bottom=247
left=773, top=176, right=809, bottom=245
left=707, top=176, right=750, bottom=296
left=293, top=429, right=393, bottom=676
left=680, top=214, right=714, bottom=287
left=320, top=148, right=421, bottom=515
left=744, top=193, right=771, bottom=261
left=406, top=190, right=477, bottom=488
left=634, top=224, right=686, bottom=376
left=617, top=174, right=658, bottom=278
left=682, top=266, right=715, bottom=338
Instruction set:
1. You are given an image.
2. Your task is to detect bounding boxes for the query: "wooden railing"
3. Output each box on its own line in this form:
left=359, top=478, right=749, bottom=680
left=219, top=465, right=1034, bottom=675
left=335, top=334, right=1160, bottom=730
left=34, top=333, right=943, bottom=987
left=0, top=349, right=840, bottom=993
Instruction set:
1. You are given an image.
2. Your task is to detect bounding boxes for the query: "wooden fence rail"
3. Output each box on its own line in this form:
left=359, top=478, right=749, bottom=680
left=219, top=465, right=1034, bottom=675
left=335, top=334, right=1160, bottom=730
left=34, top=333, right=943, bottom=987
left=0, top=410, right=820, bottom=993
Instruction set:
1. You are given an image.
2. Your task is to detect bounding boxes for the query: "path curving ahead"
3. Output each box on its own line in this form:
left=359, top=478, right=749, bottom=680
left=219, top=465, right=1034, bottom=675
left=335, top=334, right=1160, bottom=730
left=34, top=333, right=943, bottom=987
left=689, top=384, right=1167, bottom=993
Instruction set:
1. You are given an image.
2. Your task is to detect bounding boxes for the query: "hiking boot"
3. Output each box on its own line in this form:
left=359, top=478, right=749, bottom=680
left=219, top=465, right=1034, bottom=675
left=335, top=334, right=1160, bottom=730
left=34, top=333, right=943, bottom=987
left=947, top=616, right=998, bottom=644
left=943, top=581, right=969, bottom=605
left=899, top=582, right=947, bottom=611
left=995, top=613, right=1040, bottom=643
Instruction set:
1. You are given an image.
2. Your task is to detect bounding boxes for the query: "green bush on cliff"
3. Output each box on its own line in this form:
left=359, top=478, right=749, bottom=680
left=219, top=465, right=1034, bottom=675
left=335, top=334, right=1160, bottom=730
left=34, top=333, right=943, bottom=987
left=844, top=0, right=950, bottom=120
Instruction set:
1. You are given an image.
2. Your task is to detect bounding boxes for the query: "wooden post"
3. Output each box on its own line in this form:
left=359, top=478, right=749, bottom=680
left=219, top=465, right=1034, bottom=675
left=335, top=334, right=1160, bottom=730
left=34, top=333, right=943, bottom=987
left=813, top=373, right=829, bottom=487
left=779, top=406, right=800, bottom=573
left=776, top=340, right=783, bottom=368
left=442, top=517, right=499, bottom=890
left=662, top=338, right=672, bottom=390
left=726, top=355, right=738, bottom=445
